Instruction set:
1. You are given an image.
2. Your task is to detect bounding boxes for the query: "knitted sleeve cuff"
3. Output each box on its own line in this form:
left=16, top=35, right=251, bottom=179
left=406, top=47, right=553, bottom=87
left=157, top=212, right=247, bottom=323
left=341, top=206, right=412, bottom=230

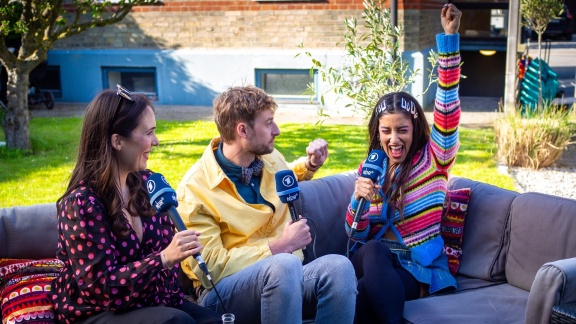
left=350, top=195, right=369, bottom=214
left=436, top=33, right=459, bottom=53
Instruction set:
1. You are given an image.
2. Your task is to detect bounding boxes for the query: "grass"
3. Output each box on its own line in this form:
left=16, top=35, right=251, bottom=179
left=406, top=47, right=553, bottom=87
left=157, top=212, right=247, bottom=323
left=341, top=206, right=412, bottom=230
left=0, top=118, right=516, bottom=208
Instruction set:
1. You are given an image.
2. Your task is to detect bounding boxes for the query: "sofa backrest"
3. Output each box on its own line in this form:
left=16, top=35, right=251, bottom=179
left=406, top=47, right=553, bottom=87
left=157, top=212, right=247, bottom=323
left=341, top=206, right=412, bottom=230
left=448, top=176, right=519, bottom=281
left=295, top=171, right=356, bottom=260
left=505, top=192, right=576, bottom=291
left=0, top=203, right=58, bottom=259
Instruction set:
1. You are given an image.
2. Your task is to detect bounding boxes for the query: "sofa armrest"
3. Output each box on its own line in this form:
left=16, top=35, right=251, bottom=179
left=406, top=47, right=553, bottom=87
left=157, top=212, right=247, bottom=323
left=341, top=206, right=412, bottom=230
left=526, top=257, right=576, bottom=324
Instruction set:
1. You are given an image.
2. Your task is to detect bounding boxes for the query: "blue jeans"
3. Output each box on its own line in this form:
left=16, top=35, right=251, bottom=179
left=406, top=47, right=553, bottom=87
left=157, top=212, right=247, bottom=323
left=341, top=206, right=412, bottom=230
left=200, top=253, right=357, bottom=324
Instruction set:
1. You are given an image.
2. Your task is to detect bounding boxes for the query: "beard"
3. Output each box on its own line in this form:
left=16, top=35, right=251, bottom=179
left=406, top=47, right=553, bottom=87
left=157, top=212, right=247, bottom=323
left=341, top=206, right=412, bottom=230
left=247, top=142, right=274, bottom=156
left=246, top=136, right=274, bottom=156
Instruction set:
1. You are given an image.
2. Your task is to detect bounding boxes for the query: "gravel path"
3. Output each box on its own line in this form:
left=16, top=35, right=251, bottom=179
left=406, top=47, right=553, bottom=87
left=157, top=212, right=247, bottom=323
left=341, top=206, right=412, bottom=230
left=507, top=166, right=576, bottom=200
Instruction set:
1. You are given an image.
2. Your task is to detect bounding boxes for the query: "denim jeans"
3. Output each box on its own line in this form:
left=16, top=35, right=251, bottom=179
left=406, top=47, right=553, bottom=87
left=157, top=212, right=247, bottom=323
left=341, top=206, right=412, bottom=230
left=200, top=253, right=357, bottom=324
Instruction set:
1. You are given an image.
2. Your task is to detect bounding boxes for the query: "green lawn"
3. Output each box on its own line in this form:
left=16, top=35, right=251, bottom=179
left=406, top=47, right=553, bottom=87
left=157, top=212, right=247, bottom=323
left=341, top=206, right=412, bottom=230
left=0, top=118, right=516, bottom=207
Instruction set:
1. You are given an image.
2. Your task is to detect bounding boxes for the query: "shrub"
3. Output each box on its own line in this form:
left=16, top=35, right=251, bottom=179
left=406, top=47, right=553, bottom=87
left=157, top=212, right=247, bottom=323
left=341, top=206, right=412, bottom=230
left=297, top=0, right=423, bottom=121
left=495, top=107, right=574, bottom=169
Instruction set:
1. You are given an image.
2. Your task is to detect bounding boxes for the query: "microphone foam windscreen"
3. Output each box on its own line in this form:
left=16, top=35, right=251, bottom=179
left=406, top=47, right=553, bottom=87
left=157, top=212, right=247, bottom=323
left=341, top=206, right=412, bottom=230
left=361, top=149, right=385, bottom=181
left=275, top=170, right=300, bottom=204
left=146, top=173, right=178, bottom=213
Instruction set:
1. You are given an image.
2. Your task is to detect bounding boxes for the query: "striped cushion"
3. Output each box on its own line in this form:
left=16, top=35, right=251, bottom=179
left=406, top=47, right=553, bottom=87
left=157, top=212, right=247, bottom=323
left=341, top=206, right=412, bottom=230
left=440, top=188, right=471, bottom=275
left=0, top=258, right=64, bottom=324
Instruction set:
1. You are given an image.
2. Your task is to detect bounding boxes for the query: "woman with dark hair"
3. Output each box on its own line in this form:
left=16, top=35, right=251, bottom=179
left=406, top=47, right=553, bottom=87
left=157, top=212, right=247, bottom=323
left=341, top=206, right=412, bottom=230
left=51, top=85, right=221, bottom=323
left=344, top=4, right=463, bottom=323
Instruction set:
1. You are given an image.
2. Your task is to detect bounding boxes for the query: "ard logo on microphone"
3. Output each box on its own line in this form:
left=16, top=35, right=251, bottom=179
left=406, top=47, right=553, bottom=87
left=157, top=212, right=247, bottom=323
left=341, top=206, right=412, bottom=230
left=282, top=174, right=295, bottom=188
left=147, top=179, right=156, bottom=194
left=282, top=174, right=299, bottom=202
left=368, top=151, right=380, bottom=162
left=147, top=175, right=170, bottom=194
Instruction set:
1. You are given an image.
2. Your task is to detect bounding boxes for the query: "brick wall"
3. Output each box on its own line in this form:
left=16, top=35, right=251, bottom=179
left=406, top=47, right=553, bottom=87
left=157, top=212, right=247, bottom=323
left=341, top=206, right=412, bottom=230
left=54, top=9, right=365, bottom=49
left=54, top=0, right=447, bottom=51
left=402, top=9, right=443, bottom=51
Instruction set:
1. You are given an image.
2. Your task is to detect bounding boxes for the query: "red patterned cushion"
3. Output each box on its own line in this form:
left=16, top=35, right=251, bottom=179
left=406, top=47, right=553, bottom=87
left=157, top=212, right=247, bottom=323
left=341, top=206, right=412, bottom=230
left=0, top=259, right=64, bottom=324
left=440, top=188, right=471, bottom=276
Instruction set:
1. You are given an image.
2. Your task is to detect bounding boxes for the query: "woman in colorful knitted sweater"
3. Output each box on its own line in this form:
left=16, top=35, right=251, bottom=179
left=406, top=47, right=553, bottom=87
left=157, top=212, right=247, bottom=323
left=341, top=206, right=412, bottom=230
left=344, top=4, right=462, bottom=323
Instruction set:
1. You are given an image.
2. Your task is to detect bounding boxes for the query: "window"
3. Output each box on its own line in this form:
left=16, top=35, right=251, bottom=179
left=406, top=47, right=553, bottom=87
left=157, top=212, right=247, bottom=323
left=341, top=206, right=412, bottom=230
left=102, top=67, right=157, bottom=100
left=35, top=65, right=62, bottom=98
left=255, top=69, right=317, bottom=102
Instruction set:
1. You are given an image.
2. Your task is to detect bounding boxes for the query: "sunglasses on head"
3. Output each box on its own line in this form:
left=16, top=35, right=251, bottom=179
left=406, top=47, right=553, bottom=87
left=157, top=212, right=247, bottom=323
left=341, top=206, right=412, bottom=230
left=109, top=84, right=135, bottom=134
left=116, top=84, right=134, bottom=102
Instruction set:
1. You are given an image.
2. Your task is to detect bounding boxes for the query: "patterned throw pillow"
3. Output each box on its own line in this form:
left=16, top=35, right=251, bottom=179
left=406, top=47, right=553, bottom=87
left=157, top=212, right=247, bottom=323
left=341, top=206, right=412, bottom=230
left=0, top=258, right=64, bottom=324
left=440, top=188, right=471, bottom=276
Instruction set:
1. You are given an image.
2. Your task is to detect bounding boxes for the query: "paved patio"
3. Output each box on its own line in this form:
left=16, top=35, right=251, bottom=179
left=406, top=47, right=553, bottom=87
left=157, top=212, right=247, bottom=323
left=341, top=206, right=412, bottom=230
left=29, top=96, right=503, bottom=128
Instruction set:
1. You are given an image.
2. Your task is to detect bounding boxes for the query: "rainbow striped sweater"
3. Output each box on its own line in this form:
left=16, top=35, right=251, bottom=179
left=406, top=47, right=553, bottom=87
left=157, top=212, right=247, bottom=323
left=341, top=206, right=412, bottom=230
left=345, top=33, right=460, bottom=292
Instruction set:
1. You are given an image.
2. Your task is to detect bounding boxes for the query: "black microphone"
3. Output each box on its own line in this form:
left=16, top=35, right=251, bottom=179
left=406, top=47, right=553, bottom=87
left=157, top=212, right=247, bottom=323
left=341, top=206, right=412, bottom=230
left=275, top=170, right=300, bottom=222
left=350, top=150, right=385, bottom=236
left=146, top=173, right=210, bottom=277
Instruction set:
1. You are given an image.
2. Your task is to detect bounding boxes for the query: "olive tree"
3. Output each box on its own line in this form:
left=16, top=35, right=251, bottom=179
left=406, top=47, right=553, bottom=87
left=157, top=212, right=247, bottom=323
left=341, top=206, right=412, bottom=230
left=298, top=0, right=433, bottom=121
left=0, top=0, right=157, bottom=151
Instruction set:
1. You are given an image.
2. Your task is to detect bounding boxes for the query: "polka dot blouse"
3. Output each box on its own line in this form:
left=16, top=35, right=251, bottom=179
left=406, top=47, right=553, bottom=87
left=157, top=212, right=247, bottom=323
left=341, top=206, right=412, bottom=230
left=51, top=171, right=185, bottom=323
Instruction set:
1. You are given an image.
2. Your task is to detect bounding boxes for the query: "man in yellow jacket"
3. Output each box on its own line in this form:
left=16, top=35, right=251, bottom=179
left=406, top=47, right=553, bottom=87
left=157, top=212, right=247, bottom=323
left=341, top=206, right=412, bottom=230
left=176, top=85, right=356, bottom=323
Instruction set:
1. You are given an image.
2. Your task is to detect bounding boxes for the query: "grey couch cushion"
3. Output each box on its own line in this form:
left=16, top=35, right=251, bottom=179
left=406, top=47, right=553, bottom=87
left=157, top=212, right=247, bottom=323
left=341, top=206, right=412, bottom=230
left=448, top=177, right=519, bottom=281
left=295, top=171, right=356, bottom=260
left=404, top=283, right=528, bottom=323
left=0, top=203, right=58, bottom=259
left=506, top=192, right=576, bottom=291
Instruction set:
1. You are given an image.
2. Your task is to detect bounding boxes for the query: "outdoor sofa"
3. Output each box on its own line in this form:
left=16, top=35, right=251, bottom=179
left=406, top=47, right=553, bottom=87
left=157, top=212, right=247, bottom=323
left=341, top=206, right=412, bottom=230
left=1, top=172, right=576, bottom=323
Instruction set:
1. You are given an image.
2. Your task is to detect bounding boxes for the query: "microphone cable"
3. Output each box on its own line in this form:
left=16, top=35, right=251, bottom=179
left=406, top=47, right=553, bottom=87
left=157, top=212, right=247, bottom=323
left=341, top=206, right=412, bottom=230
left=299, top=217, right=318, bottom=262
left=346, top=235, right=353, bottom=259
left=145, top=173, right=228, bottom=313
left=204, top=272, right=227, bottom=314
left=346, top=223, right=361, bottom=259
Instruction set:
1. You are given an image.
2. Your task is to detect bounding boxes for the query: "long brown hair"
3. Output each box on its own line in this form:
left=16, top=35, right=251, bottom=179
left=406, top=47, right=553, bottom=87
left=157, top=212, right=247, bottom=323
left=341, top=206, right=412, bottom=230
left=366, top=92, right=430, bottom=218
left=58, top=89, right=155, bottom=237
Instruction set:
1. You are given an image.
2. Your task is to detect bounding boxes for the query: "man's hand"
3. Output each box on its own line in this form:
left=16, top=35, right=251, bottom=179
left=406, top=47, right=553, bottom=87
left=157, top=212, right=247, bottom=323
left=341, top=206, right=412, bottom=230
left=269, top=218, right=312, bottom=254
left=441, top=3, right=462, bottom=35
left=306, top=138, right=329, bottom=169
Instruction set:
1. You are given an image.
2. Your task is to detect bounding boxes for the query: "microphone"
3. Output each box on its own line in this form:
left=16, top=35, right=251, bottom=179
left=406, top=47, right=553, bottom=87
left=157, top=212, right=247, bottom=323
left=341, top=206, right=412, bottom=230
left=276, top=169, right=311, bottom=257
left=275, top=170, right=300, bottom=222
left=146, top=173, right=210, bottom=277
left=350, top=150, right=385, bottom=235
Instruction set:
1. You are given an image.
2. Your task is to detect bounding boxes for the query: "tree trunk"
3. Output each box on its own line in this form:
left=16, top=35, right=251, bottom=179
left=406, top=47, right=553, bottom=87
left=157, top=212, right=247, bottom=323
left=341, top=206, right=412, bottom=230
left=2, top=65, right=31, bottom=151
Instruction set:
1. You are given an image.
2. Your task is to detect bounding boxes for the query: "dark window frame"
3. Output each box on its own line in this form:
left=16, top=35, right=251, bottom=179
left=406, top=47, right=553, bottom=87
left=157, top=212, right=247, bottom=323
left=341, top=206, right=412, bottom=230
left=255, top=68, right=318, bottom=103
left=101, top=66, right=158, bottom=101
